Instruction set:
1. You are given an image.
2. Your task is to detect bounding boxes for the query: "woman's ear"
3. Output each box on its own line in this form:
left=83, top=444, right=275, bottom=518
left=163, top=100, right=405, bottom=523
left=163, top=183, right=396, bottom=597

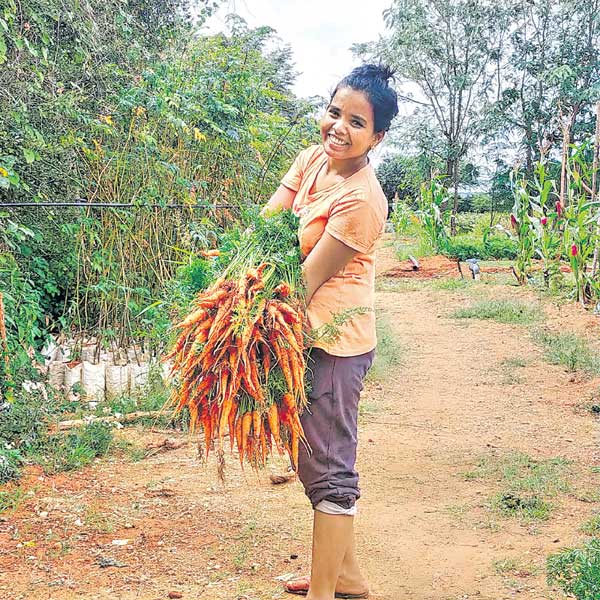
left=371, top=131, right=385, bottom=151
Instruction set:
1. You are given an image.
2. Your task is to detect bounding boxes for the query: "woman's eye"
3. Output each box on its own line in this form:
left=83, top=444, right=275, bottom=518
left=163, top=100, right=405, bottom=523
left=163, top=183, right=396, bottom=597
left=352, top=120, right=363, bottom=127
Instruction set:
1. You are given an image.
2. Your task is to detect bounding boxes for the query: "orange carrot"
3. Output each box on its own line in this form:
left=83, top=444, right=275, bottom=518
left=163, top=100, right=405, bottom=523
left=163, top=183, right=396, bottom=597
left=259, top=426, right=267, bottom=464
left=260, top=342, right=272, bottom=381
left=277, top=347, right=294, bottom=394
left=241, top=411, right=252, bottom=461
left=235, top=414, right=244, bottom=464
left=199, top=249, right=221, bottom=258
left=273, top=282, right=291, bottom=298
left=203, top=411, right=212, bottom=459
left=252, top=409, right=262, bottom=440
left=228, top=399, right=238, bottom=453
left=174, top=307, right=207, bottom=329
left=282, top=392, right=303, bottom=433
left=267, top=403, right=282, bottom=453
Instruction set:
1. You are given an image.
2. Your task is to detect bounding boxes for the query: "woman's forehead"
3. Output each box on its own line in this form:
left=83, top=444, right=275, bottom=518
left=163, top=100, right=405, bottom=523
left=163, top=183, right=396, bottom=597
left=329, top=87, right=373, bottom=119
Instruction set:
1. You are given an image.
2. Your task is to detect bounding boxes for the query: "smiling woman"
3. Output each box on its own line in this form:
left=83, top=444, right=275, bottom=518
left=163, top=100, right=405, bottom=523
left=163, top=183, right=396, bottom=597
left=262, top=64, right=398, bottom=600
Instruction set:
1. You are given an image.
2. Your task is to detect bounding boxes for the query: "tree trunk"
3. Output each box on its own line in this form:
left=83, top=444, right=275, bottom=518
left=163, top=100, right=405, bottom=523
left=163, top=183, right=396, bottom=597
left=589, top=103, right=600, bottom=277
left=450, top=157, right=460, bottom=236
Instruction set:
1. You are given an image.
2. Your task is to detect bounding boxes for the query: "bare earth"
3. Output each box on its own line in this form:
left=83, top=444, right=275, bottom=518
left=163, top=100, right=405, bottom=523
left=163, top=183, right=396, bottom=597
left=2, top=240, right=600, bottom=600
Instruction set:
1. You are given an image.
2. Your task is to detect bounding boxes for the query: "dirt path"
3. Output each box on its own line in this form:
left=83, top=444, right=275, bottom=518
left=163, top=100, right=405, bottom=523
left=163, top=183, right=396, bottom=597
left=2, top=246, right=600, bottom=599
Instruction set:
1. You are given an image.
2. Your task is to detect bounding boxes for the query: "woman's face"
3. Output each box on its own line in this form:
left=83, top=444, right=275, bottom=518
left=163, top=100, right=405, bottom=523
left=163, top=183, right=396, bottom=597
left=320, top=86, right=385, bottom=162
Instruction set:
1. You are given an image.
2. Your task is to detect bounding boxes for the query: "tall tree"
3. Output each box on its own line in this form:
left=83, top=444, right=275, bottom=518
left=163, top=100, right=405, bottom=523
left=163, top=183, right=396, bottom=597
left=357, top=0, right=506, bottom=233
left=488, top=0, right=600, bottom=176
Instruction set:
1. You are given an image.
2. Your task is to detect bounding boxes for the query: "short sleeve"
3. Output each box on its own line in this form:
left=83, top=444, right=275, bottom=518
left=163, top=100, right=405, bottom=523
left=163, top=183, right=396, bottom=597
left=280, top=145, right=322, bottom=192
left=325, top=195, right=385, bottom=253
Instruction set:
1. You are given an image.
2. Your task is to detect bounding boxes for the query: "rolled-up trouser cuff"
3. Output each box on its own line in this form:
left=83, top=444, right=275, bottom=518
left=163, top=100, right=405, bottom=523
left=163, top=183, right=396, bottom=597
left=315, top=499, right=357, bottom=516
left=298, top=348, right=375, bottom=511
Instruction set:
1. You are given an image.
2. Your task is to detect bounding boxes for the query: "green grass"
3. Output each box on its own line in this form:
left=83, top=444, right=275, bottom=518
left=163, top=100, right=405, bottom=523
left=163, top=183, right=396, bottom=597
left=232, top=519, right=257, bottom=570
left=451, top=299, right=544, bottom=325
left=532, top=329, right=600, bottom=375
left=429, top=278, right=470, bottom=291
left=581, top=513, right=600, bottom=535
left=464, top=451, right=571, bottom=521
left=394, top=237, right=434, bottom=261
left=0, top=486, right=27, bottom=514
left=0, top=447, right=23, bottom=483
left=547, top=538, right=600, bottom=599
left=358, top=400, right=380, bottom=417
left=491, top=492, right=552, bottom=520
left=493, top=557, right=538, bottom=577
left=496, top=357, right=530, bottom=385
left=366, top=314, right=404, bottom=383
left=32, top=421, right=114, bottom=474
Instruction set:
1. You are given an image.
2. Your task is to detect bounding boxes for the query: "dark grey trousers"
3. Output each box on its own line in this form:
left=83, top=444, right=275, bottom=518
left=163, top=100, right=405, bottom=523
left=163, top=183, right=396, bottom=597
left=297, top=348, right=375, bottom=510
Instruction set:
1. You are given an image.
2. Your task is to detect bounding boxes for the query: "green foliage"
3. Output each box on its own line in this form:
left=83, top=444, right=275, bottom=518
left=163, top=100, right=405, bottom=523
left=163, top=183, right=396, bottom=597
left=466, top=193, right=492, bottom=213
left=34, top=422, right=113, bottom=474
left=466, top=451, right=571, bottom=521
left=451, top=299, right=543, bottom=325
left=581, top=513, right=600, bottom=535
left=492, top=492, right=552, bottom=521
left=444, top=234, right=517, bottom=261
left=489, top=1, right=600, bottom=173
left=0, top=387, right=57, bottom=450
left=415, top=179, right=450, bottom=253
left=0, top=486, right=26, bottom=514
left=0, top=446, right=23, bottom=484
left=532, top=329, right=600, bottom=375
left=376, top=153, right=421, bottom=208
left=358, top=0, right=507, bottom=207
left=547, top=538, right=600, bottom=600
left=0, top=0, right=317, bottom=368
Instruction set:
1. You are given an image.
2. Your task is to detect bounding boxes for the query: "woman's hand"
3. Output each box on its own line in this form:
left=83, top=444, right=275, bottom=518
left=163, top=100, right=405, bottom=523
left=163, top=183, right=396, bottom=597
left=302, top=232, right=359, bottom=306
left=260, top=184, right=296, bottom=217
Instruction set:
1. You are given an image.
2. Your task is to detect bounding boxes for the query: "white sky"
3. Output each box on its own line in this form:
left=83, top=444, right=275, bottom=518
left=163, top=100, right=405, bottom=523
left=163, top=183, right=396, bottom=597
left=203, top=0, right=394, bottom=99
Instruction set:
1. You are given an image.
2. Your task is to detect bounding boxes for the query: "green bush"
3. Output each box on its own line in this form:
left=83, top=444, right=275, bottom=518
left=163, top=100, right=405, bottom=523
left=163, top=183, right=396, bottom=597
left=35, top=422, right=114, bottom=474
left=547, top=538, right=600, bottom=600
left=0, top=388, right=55, bottom=449
left=443, top=234, right=517, bottom=260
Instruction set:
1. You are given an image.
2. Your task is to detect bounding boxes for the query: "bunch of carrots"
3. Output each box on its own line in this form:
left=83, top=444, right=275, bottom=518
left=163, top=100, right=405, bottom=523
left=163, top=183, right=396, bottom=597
left=164, top=211, right=309, bottom=475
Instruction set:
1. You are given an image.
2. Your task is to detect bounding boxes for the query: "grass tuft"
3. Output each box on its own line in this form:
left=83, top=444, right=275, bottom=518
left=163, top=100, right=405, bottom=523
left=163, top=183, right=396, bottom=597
left=464, top=451, right=571, bottom=521
left=451, top=299, right=543, bottom=325
left=581, top=513, right=600, bottom=535
left=532, top=329, right=600, bottom=375
left=430, top=278, right=469, bottom=291
left=0, top=486, right=26, bottom=514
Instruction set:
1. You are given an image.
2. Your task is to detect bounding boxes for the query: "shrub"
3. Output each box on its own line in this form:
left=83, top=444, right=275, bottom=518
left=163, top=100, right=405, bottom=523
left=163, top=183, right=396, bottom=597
left=35, top=422, right=114, bottom=474
left=547, top=538, right=600, bottom=600
left=443, top=234, right=517, bottom=261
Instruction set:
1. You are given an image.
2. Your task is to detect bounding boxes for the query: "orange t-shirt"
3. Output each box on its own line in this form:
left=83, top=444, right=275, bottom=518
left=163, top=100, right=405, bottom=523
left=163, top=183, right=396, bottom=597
left=281, top=145, right=388, bottom=357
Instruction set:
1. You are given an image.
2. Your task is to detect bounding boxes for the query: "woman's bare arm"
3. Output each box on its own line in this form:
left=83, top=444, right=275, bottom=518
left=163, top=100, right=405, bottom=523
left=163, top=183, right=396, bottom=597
left=302, top=232, right=359, bottom=305
left=260, top=184, right=296, bottom=216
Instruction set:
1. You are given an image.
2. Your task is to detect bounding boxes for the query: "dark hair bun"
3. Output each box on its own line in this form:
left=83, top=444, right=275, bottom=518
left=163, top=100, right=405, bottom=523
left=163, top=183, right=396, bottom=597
left=353, top=64, right=396, bottom=85
left=331, top=63, right=399, bottom=133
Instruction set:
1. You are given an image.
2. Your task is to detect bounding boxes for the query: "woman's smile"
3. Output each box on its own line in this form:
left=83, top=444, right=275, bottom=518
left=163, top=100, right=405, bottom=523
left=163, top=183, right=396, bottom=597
left=320, top=86, right=383, bottom=168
